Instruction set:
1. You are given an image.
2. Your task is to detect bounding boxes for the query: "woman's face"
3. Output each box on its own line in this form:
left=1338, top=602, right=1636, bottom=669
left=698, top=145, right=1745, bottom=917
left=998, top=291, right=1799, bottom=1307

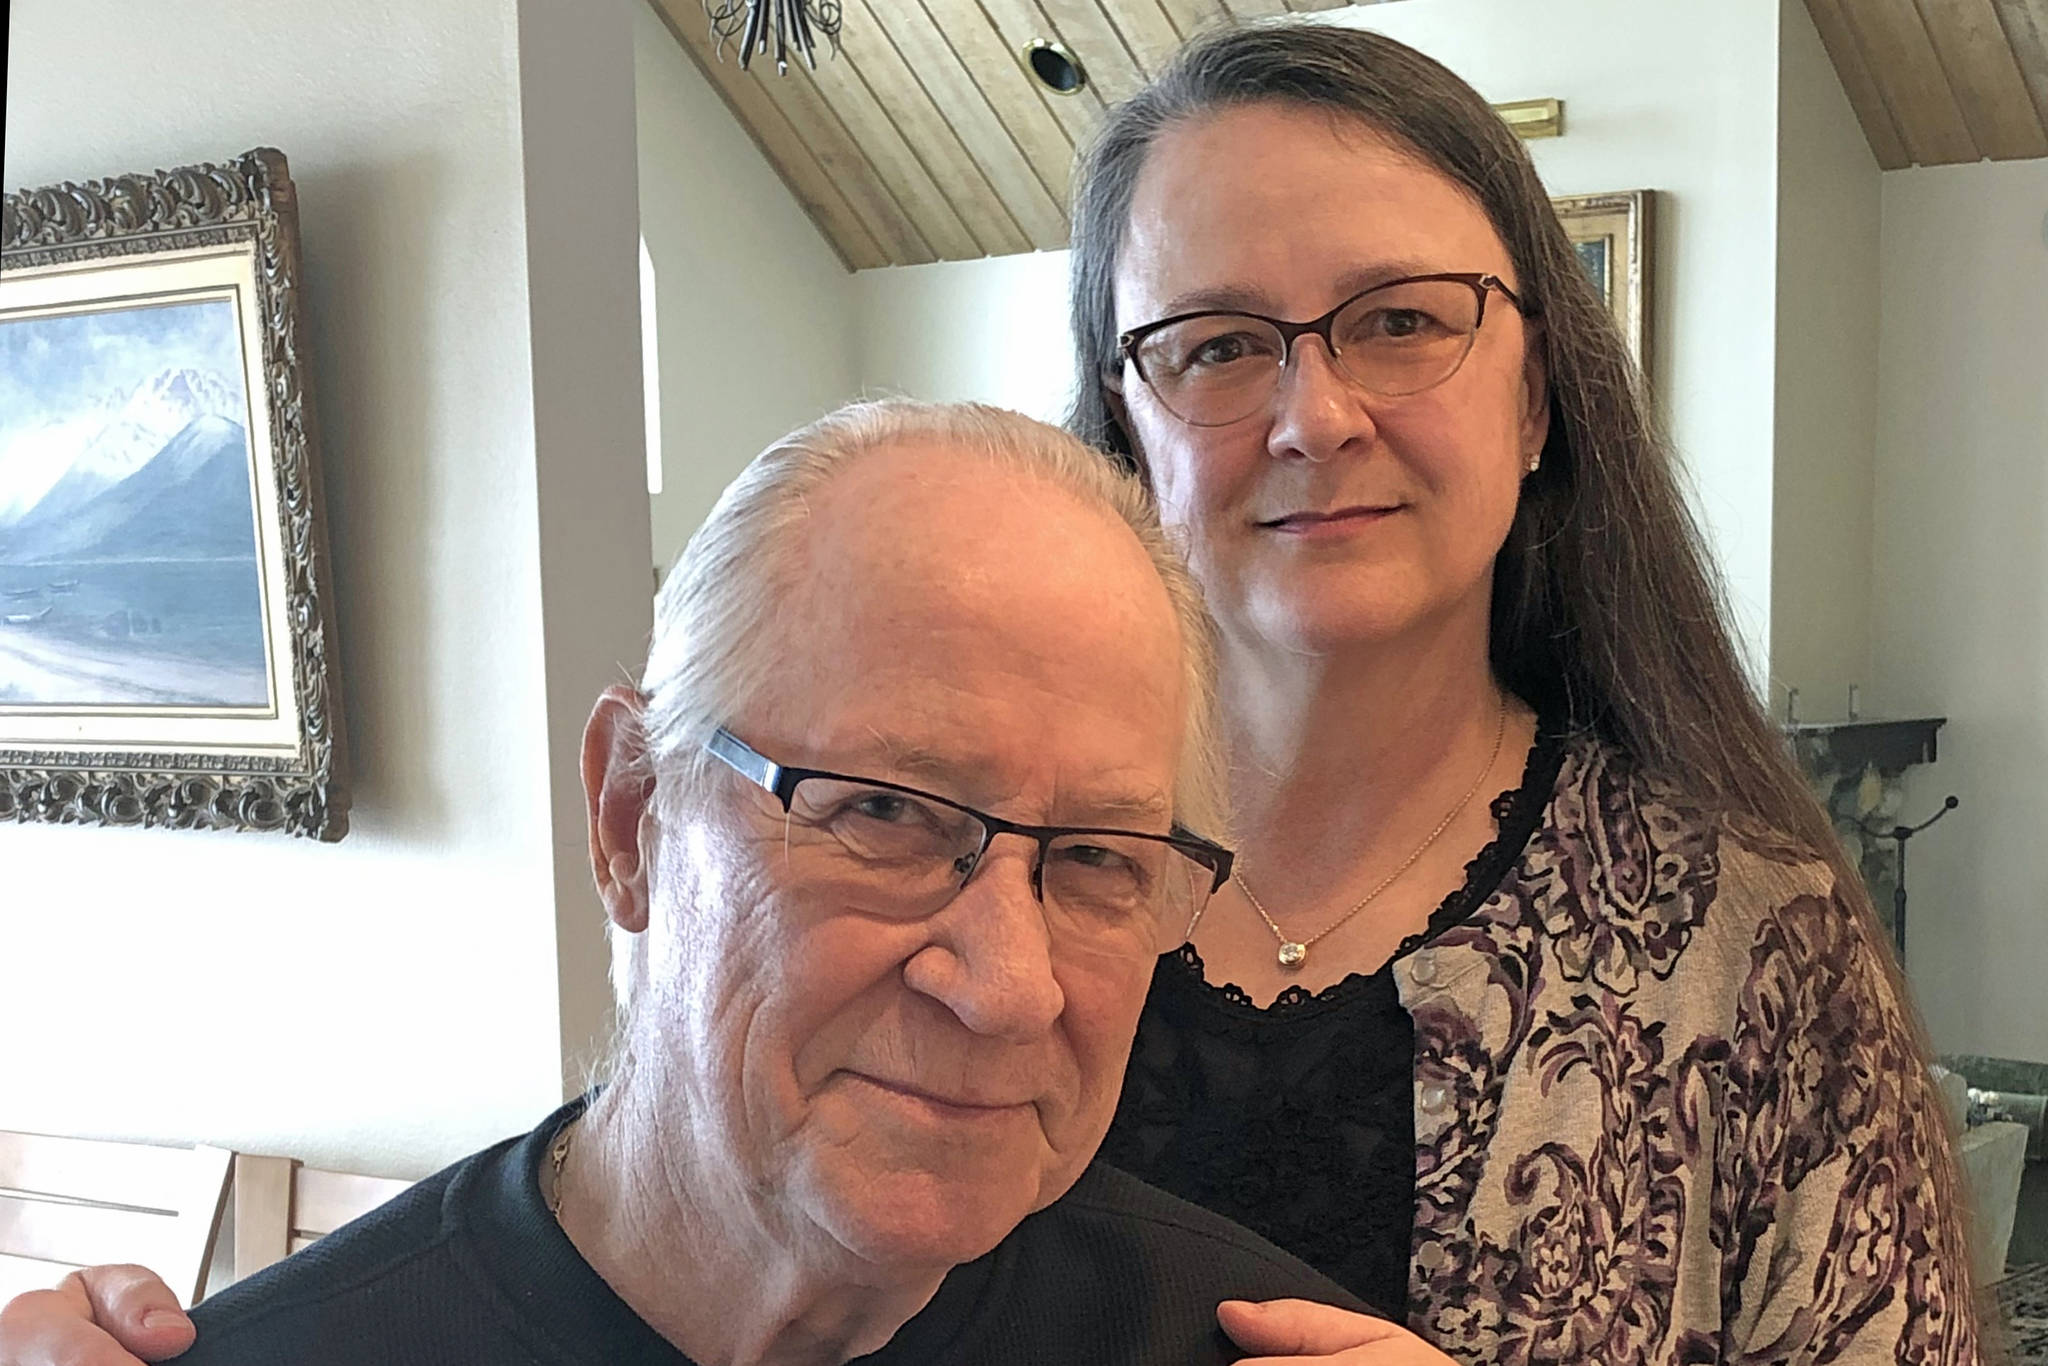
left=1111, top=103, right=1549, bottom=660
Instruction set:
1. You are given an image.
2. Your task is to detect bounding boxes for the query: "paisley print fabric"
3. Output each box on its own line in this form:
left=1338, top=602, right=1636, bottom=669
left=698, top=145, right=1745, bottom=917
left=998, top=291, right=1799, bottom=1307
left=1406, top=736, right=1976, bottom=1364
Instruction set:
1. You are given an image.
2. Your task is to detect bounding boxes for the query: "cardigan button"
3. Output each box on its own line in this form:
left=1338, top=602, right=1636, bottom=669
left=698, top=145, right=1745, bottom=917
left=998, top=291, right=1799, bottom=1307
left=1409, top=949, right=1439, bottom=985
left=1419, top=1082, right=1450, bottom=1115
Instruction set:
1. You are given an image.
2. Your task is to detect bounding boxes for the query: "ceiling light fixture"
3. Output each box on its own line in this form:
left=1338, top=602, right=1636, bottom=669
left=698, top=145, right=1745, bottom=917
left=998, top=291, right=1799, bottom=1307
left=1022, top=39, right=1088, bottom=96
left=703, top=0, right=843, bottom=75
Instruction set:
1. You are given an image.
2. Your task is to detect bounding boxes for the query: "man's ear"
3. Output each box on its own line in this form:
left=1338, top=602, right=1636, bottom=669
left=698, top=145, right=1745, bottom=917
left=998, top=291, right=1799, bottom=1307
left=582, top=685, right=656, bottom=933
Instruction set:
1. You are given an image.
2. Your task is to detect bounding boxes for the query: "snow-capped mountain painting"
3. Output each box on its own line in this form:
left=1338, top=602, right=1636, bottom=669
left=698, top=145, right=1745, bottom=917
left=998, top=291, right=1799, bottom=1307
left=0, top=299, right=272, bottom=709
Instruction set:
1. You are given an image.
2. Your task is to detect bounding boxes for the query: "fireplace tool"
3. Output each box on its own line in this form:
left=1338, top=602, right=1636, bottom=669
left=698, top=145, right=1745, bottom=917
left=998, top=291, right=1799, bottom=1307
left=1861, top=794, right=1959, bottom=956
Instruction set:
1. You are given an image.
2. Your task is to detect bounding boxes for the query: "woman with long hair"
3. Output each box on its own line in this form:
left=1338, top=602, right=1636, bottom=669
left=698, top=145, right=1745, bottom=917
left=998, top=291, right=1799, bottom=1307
left=1074, top=20, right=1977, bottom=1363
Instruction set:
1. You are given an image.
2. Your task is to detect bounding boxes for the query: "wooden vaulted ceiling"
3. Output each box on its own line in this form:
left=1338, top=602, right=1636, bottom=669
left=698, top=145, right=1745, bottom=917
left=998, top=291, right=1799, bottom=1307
left=1806, top=0, right=2048, bottom=169
left=650, top=0, right=1379, bottom=269
left=650, top=0, right=2048, bottom=271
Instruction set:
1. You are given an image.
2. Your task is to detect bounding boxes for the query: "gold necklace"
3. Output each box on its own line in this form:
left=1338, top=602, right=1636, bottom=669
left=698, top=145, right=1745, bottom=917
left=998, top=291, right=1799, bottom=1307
left=547, top=1115, right=575, bottom=1220
left=1234, top=697, right=1509, bottom=971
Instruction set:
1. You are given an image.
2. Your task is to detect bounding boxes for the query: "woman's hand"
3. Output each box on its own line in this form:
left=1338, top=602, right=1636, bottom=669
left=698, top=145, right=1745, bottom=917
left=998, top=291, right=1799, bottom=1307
left=0, top=1265, right=192, bottom=1365
left=1220, top=1298, right=1459, bottom=1364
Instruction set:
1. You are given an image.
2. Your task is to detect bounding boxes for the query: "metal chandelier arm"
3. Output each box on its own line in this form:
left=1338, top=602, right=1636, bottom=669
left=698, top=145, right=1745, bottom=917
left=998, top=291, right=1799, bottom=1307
left=704, top=0, right=844, bottom=74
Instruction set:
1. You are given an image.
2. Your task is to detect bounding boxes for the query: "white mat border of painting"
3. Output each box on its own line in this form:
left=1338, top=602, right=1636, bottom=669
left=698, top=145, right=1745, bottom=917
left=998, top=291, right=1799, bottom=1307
left=0, top=241, right=302, bottom=754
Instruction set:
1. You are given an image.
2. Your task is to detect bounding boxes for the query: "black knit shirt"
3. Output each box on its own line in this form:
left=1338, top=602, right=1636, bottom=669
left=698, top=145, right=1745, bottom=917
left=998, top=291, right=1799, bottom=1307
left=179, top=1098, right=1373, bottom=1365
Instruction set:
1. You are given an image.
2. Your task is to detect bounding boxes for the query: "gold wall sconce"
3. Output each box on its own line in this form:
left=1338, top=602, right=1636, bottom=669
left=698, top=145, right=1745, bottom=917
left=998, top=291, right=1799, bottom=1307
left=1494, top=98, right=1564, bottom=140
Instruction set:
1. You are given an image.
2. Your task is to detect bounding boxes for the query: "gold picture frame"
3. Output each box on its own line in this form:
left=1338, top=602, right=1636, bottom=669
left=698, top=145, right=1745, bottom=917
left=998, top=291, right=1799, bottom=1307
left=1, top=149, right=350, bottom=840
left=1552, top=190, right=1654, bottom=375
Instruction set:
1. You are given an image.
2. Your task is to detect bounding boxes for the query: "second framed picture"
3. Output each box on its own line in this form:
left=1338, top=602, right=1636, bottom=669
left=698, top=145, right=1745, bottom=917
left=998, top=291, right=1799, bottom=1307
left=1553, top=189, right=1655, bottom=376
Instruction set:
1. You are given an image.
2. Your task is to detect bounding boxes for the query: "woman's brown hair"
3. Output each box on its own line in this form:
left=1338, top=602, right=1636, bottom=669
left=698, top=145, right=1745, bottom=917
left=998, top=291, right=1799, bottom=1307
left=1067, top=17, right=1983, bottom=1330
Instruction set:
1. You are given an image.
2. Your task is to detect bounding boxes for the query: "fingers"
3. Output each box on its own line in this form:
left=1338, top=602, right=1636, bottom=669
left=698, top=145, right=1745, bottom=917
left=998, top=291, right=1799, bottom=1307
left=0, top=1268, right=193, bottom=1366
left=72, top=1266, right=195, bottom=1360
left=0, top=1287, right=142, bottom=1366
left=1219, top=1298, right=1452, bottom=1364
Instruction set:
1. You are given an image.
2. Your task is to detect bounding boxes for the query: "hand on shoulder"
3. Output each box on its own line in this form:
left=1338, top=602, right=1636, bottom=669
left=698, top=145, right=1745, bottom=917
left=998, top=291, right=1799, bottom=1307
left=1218, top=1298, right=1458, bottom=1364
left=0, top=1266, right=191, bottom=1366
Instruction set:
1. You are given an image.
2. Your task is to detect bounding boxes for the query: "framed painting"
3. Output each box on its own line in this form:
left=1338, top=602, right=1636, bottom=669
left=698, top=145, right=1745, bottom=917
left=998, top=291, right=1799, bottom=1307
left=1552, top=189, right=1654, bottom=375
left=0, top=149, right=350, bottom=840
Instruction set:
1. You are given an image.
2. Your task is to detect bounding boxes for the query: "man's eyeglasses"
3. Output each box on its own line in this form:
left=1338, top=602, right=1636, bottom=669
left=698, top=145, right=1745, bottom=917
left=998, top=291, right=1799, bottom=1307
left=1115, top=272, right=1534, bottom=429
left=705, top=728, right=1232, bottom=957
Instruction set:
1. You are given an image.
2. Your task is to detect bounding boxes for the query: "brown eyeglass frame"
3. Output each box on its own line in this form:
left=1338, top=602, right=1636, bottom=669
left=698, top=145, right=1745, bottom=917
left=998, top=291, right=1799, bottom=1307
left=1113, top=271, right=1537, bottom=403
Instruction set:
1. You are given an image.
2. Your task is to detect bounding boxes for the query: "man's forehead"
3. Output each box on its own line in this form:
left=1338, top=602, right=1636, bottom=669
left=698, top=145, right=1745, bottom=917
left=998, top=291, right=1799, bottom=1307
left=799, top=442, right=1082, bottom=565
left=780, top=445, right=1178, bottom=662
left=736, top=439, right=1186, bottom=817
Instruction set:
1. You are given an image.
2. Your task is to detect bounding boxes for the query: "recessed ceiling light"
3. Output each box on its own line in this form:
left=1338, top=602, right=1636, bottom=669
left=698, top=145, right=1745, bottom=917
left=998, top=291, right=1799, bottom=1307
left=1022, top=39, right=1087, bottom=96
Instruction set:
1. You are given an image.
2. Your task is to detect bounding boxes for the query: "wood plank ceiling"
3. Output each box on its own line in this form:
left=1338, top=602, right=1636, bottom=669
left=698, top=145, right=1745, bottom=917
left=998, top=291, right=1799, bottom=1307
left=650, top=0, right=1374, bottom=268
left=1806, top=0, right=2048, bottom=170
left=650, top=0, right=2048, bottom=271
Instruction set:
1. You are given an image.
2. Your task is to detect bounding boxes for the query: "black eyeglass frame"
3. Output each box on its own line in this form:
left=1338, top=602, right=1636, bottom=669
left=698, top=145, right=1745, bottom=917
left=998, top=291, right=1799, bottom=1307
left=705, top=726, right=1233, bottom=900
left=1113, top=271, right=1536, bottom=425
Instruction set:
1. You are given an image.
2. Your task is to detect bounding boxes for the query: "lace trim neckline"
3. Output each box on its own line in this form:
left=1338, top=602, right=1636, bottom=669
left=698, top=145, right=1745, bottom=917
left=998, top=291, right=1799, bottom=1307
left=1167, top=721, right=1570, bottom=1018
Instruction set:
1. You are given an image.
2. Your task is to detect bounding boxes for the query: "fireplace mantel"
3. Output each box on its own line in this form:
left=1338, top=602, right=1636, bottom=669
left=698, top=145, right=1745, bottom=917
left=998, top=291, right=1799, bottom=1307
left=1785, top=716, right=1946, bottom=776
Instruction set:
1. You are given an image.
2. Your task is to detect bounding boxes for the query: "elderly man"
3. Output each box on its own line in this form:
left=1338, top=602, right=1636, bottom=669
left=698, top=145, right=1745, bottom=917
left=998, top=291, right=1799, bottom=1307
left=0, top=402, right=1431, bottom=1365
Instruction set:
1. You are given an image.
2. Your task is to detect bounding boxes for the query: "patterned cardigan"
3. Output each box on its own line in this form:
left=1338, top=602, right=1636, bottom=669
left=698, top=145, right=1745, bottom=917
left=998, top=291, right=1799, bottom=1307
left=1393, top=734, right=1978, bottom=1363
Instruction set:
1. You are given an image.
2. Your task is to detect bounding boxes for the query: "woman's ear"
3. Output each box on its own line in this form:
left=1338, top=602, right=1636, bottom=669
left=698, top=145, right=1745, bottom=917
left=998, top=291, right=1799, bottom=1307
left=1518, top=323, right=1552, bottom=468
left=582, top=685, right=656, bottom=933
left=1102, top=374, right=1131, bottom=434
left=1101, top=379, right=1150, bottom=480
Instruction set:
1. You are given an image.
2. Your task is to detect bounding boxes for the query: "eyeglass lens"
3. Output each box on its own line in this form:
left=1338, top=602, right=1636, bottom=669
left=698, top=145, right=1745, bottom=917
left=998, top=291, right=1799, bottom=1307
left=784, top=776, right=1206, bottom=955
left=1132, top=277, right=1488, bottom=427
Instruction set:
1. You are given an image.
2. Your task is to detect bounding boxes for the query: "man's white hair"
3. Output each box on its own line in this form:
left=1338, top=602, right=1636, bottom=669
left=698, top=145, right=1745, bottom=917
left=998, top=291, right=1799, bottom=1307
left=612, top=398, right=1225, bottom=1010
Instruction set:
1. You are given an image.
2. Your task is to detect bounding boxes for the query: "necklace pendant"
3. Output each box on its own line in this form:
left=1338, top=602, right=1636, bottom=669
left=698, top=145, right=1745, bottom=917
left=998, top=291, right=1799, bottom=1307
left=1276, top=941, right=1308, bottom=970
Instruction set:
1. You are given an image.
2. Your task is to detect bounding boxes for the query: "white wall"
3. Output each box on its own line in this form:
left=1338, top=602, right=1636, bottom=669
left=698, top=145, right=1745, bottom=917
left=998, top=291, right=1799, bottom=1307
left=636, top=2, right=858, bottom=570
left=1769, top=0, right=1880, bottom=719
left=851, top=0, right=1786, bottom=678
left=1871, top=159, right=2048, bottom=1062
left=520, top=0, right=657, bottom=1095
left=853, top=251, right=1077, bottom=424
left=0, top=0, right=644, bottom=1176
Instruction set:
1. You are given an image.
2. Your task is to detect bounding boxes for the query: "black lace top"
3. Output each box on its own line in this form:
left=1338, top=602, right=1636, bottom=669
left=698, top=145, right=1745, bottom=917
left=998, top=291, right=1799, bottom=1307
left=1098, top=728, right=1566, bottom=1319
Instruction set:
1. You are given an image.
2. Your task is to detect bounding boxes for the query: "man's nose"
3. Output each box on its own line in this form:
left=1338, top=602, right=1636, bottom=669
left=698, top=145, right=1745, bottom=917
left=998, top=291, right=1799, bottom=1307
left=902, top=839, right=1065, bottom=1040
left=1267, top=334, right=1377, bottom=464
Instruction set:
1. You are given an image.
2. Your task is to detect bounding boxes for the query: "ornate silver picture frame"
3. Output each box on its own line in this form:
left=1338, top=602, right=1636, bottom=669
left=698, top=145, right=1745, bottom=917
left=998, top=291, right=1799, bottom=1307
left=1, top=149, right=350, bottom=840
left=1554, top=189, right=1655, bottom=376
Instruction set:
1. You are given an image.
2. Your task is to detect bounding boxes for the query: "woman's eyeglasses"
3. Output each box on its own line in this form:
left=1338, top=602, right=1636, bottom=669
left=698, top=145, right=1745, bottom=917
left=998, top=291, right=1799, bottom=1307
left=1115, top=272, right=1534, bottom=429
